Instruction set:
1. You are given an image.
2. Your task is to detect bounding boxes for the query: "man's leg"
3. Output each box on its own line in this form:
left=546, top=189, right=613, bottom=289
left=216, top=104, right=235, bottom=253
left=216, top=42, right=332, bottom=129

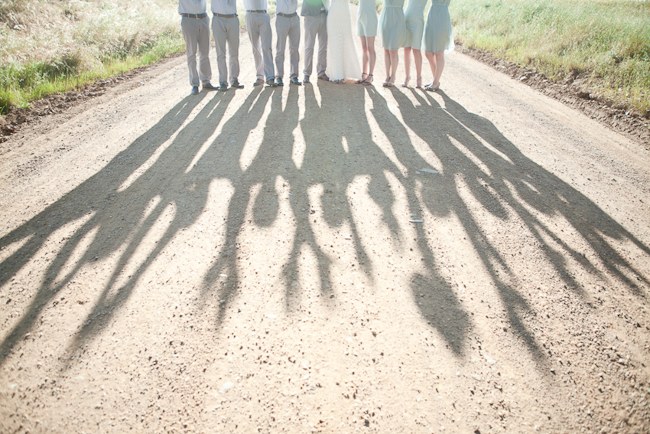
left=303, top=16, right=317, bottom=80
left=181, top=17, right=200, bottom=86
left=260, top=14, right=275, bottom=82
left=226, top=17, right=241, bottom=85
left=246, top=14, right=264, bottom=80
left=316, top=14, right=327, bottom=77
left=197, top=16, right=212, bottom=84
left=213, top=16, right=228, bottom=85
left=275, top=17, right=289, bottom=80
left=288, top=16, right=300, bottom=79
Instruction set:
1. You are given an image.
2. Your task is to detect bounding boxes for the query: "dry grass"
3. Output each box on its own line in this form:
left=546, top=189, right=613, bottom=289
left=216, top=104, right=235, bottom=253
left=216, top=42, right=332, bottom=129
left=451, top=0, right=650, bottom=115
left=1, top=0, right=180, bottom=64
left=0, top=0, right=183, bottom=113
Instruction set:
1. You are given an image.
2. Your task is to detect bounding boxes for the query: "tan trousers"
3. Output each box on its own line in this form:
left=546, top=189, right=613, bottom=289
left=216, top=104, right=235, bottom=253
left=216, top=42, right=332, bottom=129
left=181, top=16, right=212, bottom=86
left=302, top=14, right=327, bottom=78
left=212, top=15, right=240, bottom=85
left=275, top=15, right=301, bottom=79
left=245, top=12, right=275, bottom=81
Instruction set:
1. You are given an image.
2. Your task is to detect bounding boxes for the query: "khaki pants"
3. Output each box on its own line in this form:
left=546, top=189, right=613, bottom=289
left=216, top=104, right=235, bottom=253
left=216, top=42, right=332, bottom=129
left=275, top=15, right=300, bottom=79
left=245, top=12, right=275, bottom=81
left=212, top=15, right=240, bottom=85
left=181, top=16, right=212, bottom=86
left=302, top=14, right=327, bottom=78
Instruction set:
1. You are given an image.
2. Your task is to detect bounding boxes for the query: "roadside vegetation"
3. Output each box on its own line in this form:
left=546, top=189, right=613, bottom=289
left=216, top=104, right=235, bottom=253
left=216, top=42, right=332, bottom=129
left=0, top=0, right=184, bottom=115
left=451, top=0, right=650, bottom=116
left=0, top=0, right=648, bottom=119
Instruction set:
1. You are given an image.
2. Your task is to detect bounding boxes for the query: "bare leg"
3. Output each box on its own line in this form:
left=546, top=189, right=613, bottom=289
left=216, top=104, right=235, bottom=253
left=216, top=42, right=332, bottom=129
left=413, top=48, right=423, bottom=88
left=433, top=51, right=445, bottom=87
left=403, top=47, right=411, bottom=87
left=367, top=36, right=376, bottom=79
left=389, top=49, right=399, bottom=85
left=425, top=50, right=436, bottom=87
left=359, top=37, right=369, bottom=77
left=384, top=48, right=391, bottom=84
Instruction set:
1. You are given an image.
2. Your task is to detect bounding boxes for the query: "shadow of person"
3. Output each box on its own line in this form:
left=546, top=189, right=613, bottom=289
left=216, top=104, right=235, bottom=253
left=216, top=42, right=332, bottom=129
left=391, top=87, right=649, bottom=363
left=286, top=82, right=385, bottom=310
left=249, top=85, right=306, bottom=310
left=437, top=90, right=650, bottom=295
left=197, top=87, right=275, bottom=325
left=365, top=85, right=471, bottom=356
left=390, top=88, right=552, bottom=361
left=59, top=92, right=238, bottom=363
left=0, top=94, right=218, bottom=366
left=251, top=87, right=298, bottom=228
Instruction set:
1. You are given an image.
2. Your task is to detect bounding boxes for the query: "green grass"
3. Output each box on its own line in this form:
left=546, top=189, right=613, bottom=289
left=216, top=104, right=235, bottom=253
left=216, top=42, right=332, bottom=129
left=2, top=0, right=649, bottom=118
left=0, top=0, right=184, bottom=115
left=450, top=0, right=650, bottom=115
left=0, top=33, right=184, bottom=115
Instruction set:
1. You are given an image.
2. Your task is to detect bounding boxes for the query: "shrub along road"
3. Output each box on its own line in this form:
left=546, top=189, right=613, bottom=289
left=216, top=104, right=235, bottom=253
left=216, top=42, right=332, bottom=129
left=0, top=32, right=649, bottom=433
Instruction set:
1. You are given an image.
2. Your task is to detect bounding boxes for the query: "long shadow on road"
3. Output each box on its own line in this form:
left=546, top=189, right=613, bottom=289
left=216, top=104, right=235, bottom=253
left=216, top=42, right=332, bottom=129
left=0, top=80, right=648, bottom=370
left=0, top=92, right=231, bottom=365
left=390, top=87, right=649, bottom=361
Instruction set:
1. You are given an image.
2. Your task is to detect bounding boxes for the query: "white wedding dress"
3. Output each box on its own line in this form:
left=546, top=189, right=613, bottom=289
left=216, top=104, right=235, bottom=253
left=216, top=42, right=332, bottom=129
left=325, top=0, right=361, bottom=81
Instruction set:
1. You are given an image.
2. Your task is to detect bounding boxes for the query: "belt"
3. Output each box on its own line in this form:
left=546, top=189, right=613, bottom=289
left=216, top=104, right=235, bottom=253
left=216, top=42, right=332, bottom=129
left=246, top=9, right=267, bottom=13
left=180, top=13, right=207, bottom=18
left=213, top=13, right=238, bottom=17
left=277, top=12, right=298, bottom=17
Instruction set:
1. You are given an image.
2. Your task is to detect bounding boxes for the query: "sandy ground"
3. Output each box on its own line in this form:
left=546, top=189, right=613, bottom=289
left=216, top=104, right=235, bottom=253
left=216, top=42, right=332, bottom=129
left=1, top=21, right=649, bottom=434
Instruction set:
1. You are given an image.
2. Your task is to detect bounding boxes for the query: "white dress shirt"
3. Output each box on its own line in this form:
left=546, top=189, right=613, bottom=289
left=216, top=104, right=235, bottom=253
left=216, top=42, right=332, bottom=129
left=276, top=0, right=298, bottom=14
left=212, top=0, right=237, bottom=14
left=243, top=0, right=267, bottom=11
left=178, top=0, right=208, bottom=14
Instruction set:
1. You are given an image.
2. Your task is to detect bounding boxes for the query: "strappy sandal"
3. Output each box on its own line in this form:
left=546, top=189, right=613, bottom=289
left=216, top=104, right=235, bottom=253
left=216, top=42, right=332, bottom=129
left=357, top=72, right=368, bottom=84
left=362, top=74, right=374, bottom=85
left=424, top=82, right=440, bottom=92
left=402, top=76, right=410, bottom=87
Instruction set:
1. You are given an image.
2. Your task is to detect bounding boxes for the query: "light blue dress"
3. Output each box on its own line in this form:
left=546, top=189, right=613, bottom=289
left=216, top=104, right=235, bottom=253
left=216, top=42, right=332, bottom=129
left=379, top=0, right=406, bottom=50
left=423, top=0, right=453, bottom=52
left=403, top=0, right=426, bottom=49
left=357, top=0, right=378, bottom=37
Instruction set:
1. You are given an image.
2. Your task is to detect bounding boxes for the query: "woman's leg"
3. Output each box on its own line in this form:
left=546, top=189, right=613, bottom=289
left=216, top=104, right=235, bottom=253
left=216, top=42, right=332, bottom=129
left=389, top=49, right=399, bottom=85
left=359, top=37, right=369, bottom=76
left=433, top=51, right=445, bottom=87
left=413, top=48, right=423, bottom=87
left=424, top=50, right=436, bottom=86
left=384, top=48, right=391, bottom=84
left=403, top=47, right=412, bottom=87
left=367, top=36, right=376, bottom=79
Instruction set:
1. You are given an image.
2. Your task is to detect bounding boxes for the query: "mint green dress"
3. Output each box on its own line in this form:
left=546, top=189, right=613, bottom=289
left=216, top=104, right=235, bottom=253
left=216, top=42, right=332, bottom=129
left=379, top=0, right=406, bottom=50
left=423, top=0, right=453, bottom=52
left=404, top=0, right=426, bottom=49
left=357, top=0, right=378, bottom=37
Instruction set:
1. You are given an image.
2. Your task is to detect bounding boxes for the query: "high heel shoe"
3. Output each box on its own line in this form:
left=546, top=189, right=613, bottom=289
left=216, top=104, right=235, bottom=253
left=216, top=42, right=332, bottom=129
left=402, top=76, right=410, bottom=87
left=424, top=82, right=440, bottom=92
left=357, top=72, right=368, bottom=84
left=363, top=74, right=374, bottom=85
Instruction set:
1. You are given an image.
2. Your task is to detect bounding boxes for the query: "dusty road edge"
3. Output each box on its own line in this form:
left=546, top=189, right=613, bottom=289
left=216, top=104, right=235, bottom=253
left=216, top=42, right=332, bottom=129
left=456, top=44, right=650, bottom=148
left=0, top=49, right=648, bottom=147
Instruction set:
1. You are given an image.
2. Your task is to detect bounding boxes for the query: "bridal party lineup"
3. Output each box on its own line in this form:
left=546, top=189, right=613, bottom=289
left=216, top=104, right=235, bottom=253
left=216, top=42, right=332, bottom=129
left=178, top=0, right=453, bottom=94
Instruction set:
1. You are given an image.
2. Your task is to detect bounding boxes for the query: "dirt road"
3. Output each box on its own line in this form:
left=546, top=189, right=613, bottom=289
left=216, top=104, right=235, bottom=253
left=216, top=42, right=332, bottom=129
left=1, top=27, right=649, bottom=433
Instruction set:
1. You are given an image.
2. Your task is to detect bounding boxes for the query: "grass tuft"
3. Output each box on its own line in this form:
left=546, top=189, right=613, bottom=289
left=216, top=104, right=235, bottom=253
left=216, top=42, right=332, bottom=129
left=0, top=0, right=184, bottom=115
left=451, top=0, right=650, bottom=115
left=1, top=0, right=648, bottom=119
